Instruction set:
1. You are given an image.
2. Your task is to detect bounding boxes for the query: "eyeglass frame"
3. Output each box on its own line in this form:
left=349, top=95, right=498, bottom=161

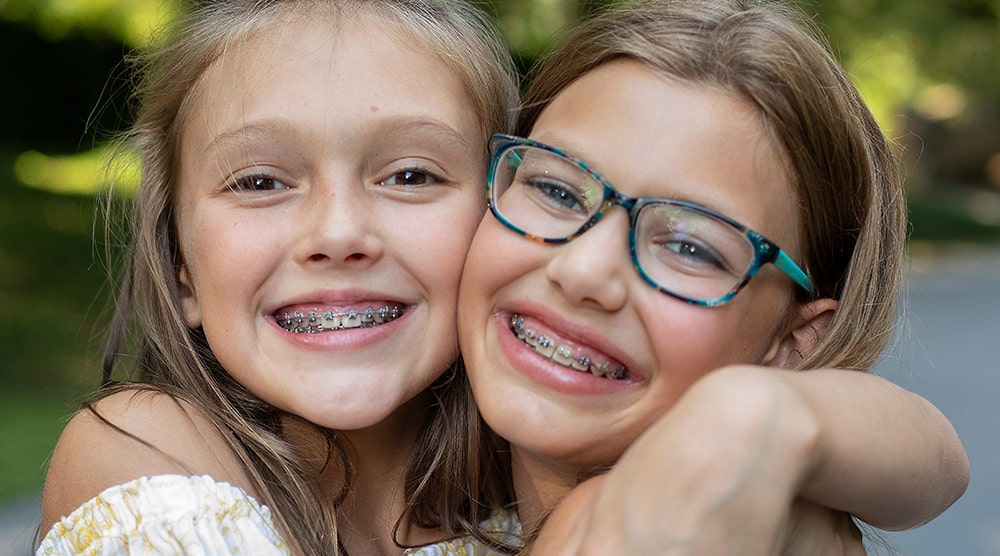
left=485, top=133, right=815, bottom=307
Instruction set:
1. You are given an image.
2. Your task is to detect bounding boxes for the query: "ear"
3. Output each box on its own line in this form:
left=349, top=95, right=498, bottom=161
left=762, top=297, right=838, bottom=369
left=177, top=264, right=203, bottom=329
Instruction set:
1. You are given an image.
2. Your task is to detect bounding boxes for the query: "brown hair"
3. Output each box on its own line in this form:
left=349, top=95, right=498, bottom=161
left=518, top=0, right=906, bottom=371
left=99, top=0, right=517, bottom=553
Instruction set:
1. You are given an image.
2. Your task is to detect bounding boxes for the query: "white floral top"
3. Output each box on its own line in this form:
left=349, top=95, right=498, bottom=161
left=37, top=474, right=522, bottom=555
left=404, top=509, right=522, bottom=556
left=37, top=475, right=287, bottom=555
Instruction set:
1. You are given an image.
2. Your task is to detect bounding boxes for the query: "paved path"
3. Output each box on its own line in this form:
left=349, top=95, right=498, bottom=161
left=3, top=244, right=998, bottom=555
left=0, top=494, right=39, bottom=556
left=878, top=244, right=1000, bottom=555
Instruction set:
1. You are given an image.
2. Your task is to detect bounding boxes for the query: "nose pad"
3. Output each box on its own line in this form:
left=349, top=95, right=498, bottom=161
left=545, top=209, right=631, bottom=311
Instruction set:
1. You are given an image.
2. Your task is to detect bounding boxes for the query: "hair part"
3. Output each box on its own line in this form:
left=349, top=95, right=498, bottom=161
left=100, top=1, right=518, bottom=553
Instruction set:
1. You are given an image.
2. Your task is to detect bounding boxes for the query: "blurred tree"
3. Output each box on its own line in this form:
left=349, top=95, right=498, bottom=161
left=491, top=0, right=1000, bottom=193
left=488, top=0, right=618, bottom=69
left=0, top=0, right=181, bottom=154
left=0, top=20, right=127, bottom=152
left=2, top=0, right=997, bottom=191
left=0, top=0, right=184, bottom=47
left=812, top=0, right=999, bottom=193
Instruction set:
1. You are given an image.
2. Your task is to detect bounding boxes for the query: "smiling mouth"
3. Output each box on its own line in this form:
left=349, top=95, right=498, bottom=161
left=510, top=314, right=629, bottom=380
left=277, top=305, right=405, bottom=334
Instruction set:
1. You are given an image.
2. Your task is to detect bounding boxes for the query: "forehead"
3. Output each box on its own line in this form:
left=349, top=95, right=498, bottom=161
left=530, top=58, right=802, bottom=253
left=177, top=10, right=480, bottom=153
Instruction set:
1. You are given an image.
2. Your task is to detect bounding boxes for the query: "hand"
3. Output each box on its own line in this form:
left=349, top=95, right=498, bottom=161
left=533, top=492, right=865, bottom=555
left=533, top=366, right=822, bottom=555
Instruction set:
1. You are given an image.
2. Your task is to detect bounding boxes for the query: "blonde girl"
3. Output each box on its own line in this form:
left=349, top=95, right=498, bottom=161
left=458, top=0, right=968, bottom=552
left=38, top=0, right=517, bottom=553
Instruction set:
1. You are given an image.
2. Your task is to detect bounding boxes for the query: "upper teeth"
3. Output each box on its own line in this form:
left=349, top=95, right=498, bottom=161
left=510, top=314, right=627, bottom=380
left=278, top=305, right=403, bottom=334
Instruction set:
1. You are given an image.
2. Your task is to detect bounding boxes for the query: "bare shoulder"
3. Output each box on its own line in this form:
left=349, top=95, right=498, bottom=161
left=39, top=389, right=252, bottom=532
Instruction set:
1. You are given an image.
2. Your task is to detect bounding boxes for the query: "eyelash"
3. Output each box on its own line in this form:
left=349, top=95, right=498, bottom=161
left=378, top=165, right=446, bottom=188
left=224, top=162, right=448, bottom=194
left=226, top=173, right=290, bottom=192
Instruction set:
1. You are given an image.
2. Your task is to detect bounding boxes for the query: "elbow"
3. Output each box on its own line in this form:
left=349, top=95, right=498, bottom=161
left=876, top=421, right=970, bottom=532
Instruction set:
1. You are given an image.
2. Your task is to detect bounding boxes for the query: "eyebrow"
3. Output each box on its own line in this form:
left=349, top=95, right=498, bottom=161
left=205, top=119, right=299, bottom=154
left=366, top=115, right=480, bottom=159
left=207, top=116, right=477, bottom=158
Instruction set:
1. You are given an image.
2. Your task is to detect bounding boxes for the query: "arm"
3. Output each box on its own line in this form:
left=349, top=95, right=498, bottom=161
left=535, top=365, right=968, bottom=554
left=533, top=478, right=865, bottom=556
left=773, top=366, right=968, bottom=529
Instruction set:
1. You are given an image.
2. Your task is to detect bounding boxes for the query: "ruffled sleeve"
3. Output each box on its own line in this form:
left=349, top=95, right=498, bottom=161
left=37, top=474, right=288, bottom=555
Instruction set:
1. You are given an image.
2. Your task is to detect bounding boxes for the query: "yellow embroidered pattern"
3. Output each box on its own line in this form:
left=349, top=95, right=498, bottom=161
left=37, top=475, right=287, bottom=555
left=38, top=474, right=521, bottom=555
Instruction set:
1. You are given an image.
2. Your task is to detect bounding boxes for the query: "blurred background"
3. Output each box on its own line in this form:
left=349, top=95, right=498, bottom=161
left=1, top=0, right=998, bottom=554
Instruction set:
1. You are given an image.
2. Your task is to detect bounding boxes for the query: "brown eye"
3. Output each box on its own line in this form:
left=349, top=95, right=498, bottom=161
left=386, top=170, right=427, bottom=186
left=380, top=167, right=444, bottom=188
left=228, top=174, right=289, bottom=192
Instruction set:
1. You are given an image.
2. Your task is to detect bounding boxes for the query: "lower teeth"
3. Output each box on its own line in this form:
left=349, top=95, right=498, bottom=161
left=278, top=305, right=403, bottom=334
left=510, top=314, right=627, bottom=380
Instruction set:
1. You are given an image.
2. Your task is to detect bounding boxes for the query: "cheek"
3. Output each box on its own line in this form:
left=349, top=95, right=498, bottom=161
left=639, top=298, right=747, bottom=392
left=460, top=217, right=529, bottom=304
left=410, top=197, right=487, bottom=306
left=640, top=292, right=783, bottom=383
left=181, top=211, right=277, bottom=320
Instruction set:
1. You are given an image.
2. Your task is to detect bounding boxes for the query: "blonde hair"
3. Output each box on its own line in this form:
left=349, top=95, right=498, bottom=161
left=99, top=1, right=517, bottom=553
left=519, top=0, right=906, bottom=371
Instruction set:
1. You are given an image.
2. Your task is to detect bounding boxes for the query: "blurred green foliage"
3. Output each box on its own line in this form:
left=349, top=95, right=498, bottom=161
left=0, top=0, right=182, bottom=47
left=0, top=154, right=113, bottom=500
left=1, top=0, right=998, bottom=503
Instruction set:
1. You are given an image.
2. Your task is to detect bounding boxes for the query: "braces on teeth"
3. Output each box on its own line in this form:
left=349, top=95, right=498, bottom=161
left=278, top=305, right=403, bottom=334
left=510, top=314, right=627, bottom=380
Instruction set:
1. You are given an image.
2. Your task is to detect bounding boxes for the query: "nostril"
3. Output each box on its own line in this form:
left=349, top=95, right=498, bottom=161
left=307, top=252, right=366, bottom=263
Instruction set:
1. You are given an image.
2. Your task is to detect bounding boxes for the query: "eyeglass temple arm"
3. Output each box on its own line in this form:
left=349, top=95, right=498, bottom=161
left=774, top=250, right=815, bottom=295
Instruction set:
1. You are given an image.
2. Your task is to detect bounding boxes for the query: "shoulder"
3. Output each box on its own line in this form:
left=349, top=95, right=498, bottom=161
left=37, top=474, right=287, bottom=555
left=39, top=389, right=253, bottom=534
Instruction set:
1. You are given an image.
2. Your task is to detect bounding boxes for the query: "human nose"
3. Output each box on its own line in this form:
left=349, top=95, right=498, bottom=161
left=545, top=208, right=631, bottom=312
left=294, top=176, right=384, bottom=267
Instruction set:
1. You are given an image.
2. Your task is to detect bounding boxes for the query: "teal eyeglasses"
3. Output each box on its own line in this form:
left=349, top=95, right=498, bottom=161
left=486, top=133, right=815, bottom=307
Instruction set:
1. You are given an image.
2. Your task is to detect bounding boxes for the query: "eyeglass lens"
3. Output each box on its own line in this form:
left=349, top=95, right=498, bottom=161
left=491, top=144, right=758, bottom=302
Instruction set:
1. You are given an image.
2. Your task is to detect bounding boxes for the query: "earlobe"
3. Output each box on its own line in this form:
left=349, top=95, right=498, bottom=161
left=763, top=297, right=838, bottom=369
left=178, top=264, right=202, bottom=328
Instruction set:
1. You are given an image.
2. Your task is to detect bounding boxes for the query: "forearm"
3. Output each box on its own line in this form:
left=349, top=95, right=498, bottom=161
left=782, top=367, right=968, bottom=530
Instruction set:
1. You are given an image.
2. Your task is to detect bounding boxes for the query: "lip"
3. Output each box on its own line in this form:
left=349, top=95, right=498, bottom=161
left=493, top=300, right=645, bottom=396
left=265, top=289, right=414, bottom=349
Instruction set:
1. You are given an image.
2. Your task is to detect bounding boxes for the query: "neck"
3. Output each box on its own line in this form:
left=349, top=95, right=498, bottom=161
left=510, top=447, right=580, bottom=533
left=333, top=390, right=443, bottom=555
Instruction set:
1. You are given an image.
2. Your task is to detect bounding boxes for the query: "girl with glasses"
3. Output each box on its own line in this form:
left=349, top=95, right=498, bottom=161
left=458, top=0, right=968, bottom=552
